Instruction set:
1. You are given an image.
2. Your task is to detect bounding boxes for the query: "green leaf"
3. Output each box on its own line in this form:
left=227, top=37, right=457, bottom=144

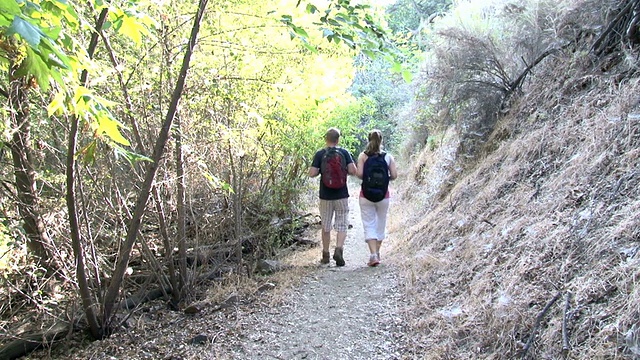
left=322, top=28, right=334, bottom=38
left=390, top=61, right=402, bottom=73
left=114, top=146, right=152, bottom=165
left=101, top=20, right=112, bottom=30
left=302, top=41, right=317, bottom=54
left=280, top=14, right=292, bottom=24
left=362, top=49, right=376, bottom=58
left=401, top=69, right=413, bottom=83
left=8, top=16, right=44, bottom=47
left=0, top=0, right=22, bottom=20
left=79, top=140, right=97, bottom=165
left=16, top=47, right=50, bottom=90
left=291, top=24, right=309, bottom=39
left=95, top=111, right=130, bottom=146
left=305, top=4, right=317, bottom=14
left=0, top=0, right=21, bottom=16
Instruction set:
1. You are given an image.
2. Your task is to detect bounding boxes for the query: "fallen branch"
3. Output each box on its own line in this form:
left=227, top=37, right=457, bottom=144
left=521, top=291, right=562, bottom=359
left=562, top=292, right=572, bottom=357
left=0, top=322, right=70, bottom=360
left=592, top=0, right=637, bottom=55
left=119, top=286, right=173, bottom=310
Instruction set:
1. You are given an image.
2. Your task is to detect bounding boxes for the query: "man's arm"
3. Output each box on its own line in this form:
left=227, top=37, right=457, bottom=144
left=309, top=150, right=321, bottom=177
left=343, top=149, right=357, bottom=176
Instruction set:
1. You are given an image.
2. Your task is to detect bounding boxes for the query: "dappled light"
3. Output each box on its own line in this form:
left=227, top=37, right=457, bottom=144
left=0, top=0, right=638, bottom=359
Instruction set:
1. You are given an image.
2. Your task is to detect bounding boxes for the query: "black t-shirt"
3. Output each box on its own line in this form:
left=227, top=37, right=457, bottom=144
left=311, top=147, right=354, bottom=200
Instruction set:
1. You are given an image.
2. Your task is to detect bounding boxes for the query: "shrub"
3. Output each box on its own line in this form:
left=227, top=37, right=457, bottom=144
left=414, top=0, right=574, bottom=156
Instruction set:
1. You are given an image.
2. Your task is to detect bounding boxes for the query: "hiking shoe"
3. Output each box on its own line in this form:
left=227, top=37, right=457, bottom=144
left=333, top=247, right=345, bottom=267
left=368, top=254, right=380, bottom=267
left=321, top=251, right=330, bottom=264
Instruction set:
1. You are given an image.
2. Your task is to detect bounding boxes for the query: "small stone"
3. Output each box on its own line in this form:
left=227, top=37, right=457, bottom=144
left=256, top=259, right=289, bottom=274
left=222, top=293, right=240, bottom=308
left=183, top=304, right=203, bottom=314
left=257, top=282, right=276, bottom=292
left=189, top=334, right=209, bottom=345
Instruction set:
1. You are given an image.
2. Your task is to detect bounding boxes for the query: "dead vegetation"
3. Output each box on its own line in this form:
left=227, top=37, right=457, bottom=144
left=395, top=0, right=640, bottom=358
left=398, top=70, right=640, bottom=360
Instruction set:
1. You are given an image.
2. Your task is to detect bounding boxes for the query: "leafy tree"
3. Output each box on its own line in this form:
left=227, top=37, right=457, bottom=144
left=0, top=0, right=392, bottom=351
left=386, top=0, right=452, bottom=36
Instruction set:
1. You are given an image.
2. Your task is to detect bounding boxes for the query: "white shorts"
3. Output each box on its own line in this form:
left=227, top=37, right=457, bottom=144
left=358, top=197, right=390, bottom=241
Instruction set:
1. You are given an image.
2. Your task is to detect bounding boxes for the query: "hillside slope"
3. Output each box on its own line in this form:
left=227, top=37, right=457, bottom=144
left=396, top=61, right=640, bottom=358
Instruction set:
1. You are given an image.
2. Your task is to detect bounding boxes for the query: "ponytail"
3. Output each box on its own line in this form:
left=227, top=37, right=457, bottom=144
left=364, top=129, right=383, bottom=155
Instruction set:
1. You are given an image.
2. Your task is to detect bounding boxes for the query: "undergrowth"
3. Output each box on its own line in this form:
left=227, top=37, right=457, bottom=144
left=395, top=0, right=640, bottom=358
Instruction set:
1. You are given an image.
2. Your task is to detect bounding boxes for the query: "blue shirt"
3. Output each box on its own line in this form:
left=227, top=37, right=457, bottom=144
left=311, top=147, right=354, bottom=200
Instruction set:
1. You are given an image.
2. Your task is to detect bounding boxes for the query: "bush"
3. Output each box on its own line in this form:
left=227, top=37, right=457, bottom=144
left=414, top=0, right=575, bottom=155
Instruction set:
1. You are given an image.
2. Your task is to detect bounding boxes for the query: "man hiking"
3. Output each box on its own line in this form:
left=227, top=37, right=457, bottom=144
left=308, top=127, right=357, bottom=266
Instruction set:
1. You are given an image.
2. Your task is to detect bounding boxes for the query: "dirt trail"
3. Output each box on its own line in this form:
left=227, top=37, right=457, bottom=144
left=229, top=186, right=406, bottom=359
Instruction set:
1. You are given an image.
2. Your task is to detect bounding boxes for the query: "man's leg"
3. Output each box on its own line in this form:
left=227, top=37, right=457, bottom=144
left=336, top=231, right=346, bottom=249
left=319, top=199, right=334, bottom=264
left=322, top=230, right=331, bottom=252
left=332, top=198, right=349, bottom=267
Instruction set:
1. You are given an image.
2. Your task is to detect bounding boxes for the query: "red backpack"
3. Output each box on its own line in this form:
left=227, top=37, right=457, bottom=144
left=320, top=147, right=348, bottom=189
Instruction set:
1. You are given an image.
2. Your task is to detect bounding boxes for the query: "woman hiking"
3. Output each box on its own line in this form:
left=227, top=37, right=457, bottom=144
left=356, top=129, right=398, bottom=267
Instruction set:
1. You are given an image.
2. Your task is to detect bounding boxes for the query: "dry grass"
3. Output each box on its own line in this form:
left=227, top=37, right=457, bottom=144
left=393, top=55, right=640, bottom=358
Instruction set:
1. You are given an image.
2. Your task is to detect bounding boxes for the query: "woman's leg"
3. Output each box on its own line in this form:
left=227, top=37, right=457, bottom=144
left=359, top=197, right=377, bottom=246
left=374, top=199, right=390, bottom=258
left=359, top=197, right=380, bottom=266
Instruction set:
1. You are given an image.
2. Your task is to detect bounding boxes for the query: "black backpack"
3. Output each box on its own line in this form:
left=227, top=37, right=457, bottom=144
left=320, top=147, right=348, bottom=189
left=362, top=152, right=389, bottom=202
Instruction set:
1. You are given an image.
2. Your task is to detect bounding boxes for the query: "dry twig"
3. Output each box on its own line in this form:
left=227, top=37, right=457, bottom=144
left=562, top=292, right=572, bottom=357
left=521, top=291, right=562, bottom=359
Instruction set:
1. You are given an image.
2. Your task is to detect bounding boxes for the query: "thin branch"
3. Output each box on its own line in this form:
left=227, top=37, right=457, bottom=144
left=507, top=43, right=570, bottom=98
left=592, top=0, right=637, bottom=54
left=66, top=5, right=109, bottom=340
left=521, top=291, right=562, bottom=359
left=102, top=0, right=210, bottom=329
left=562, top=292, right=572, bottom=357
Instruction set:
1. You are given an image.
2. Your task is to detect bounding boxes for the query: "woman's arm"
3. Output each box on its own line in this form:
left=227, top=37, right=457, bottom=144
left=388, top=155, right=398, bottom=180
left=356, top=153, right=366, bottom=179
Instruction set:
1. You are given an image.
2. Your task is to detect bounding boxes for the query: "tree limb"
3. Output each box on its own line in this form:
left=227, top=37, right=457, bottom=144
left=66, top=6, right=110, bottom=340
left=562, top=292, right=572, bottom=357
left=521, top=291, right=562, bottom=359
left=101, top=0, right=210, bottom=331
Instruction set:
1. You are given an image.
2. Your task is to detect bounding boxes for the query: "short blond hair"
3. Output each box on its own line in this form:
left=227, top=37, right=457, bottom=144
left=325, top=127, right=341, bottom=144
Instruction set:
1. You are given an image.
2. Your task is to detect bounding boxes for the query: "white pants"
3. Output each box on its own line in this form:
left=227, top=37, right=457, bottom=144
left=359, top=197, right=390, bottom=241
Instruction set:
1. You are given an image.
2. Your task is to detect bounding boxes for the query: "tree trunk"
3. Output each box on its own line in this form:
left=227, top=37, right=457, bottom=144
left=99, top=24, right=181, bottom=306
left=101, top=0, right=210, bottom=329
left=175, top=114, right=188, bottom=294
left=66, top=8, right=110, bottom=340
left=8, top=69, right=51, bottom=265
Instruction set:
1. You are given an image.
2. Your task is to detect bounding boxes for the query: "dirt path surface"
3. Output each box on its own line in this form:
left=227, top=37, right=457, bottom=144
left=227, top=190, right=406, bottom=359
